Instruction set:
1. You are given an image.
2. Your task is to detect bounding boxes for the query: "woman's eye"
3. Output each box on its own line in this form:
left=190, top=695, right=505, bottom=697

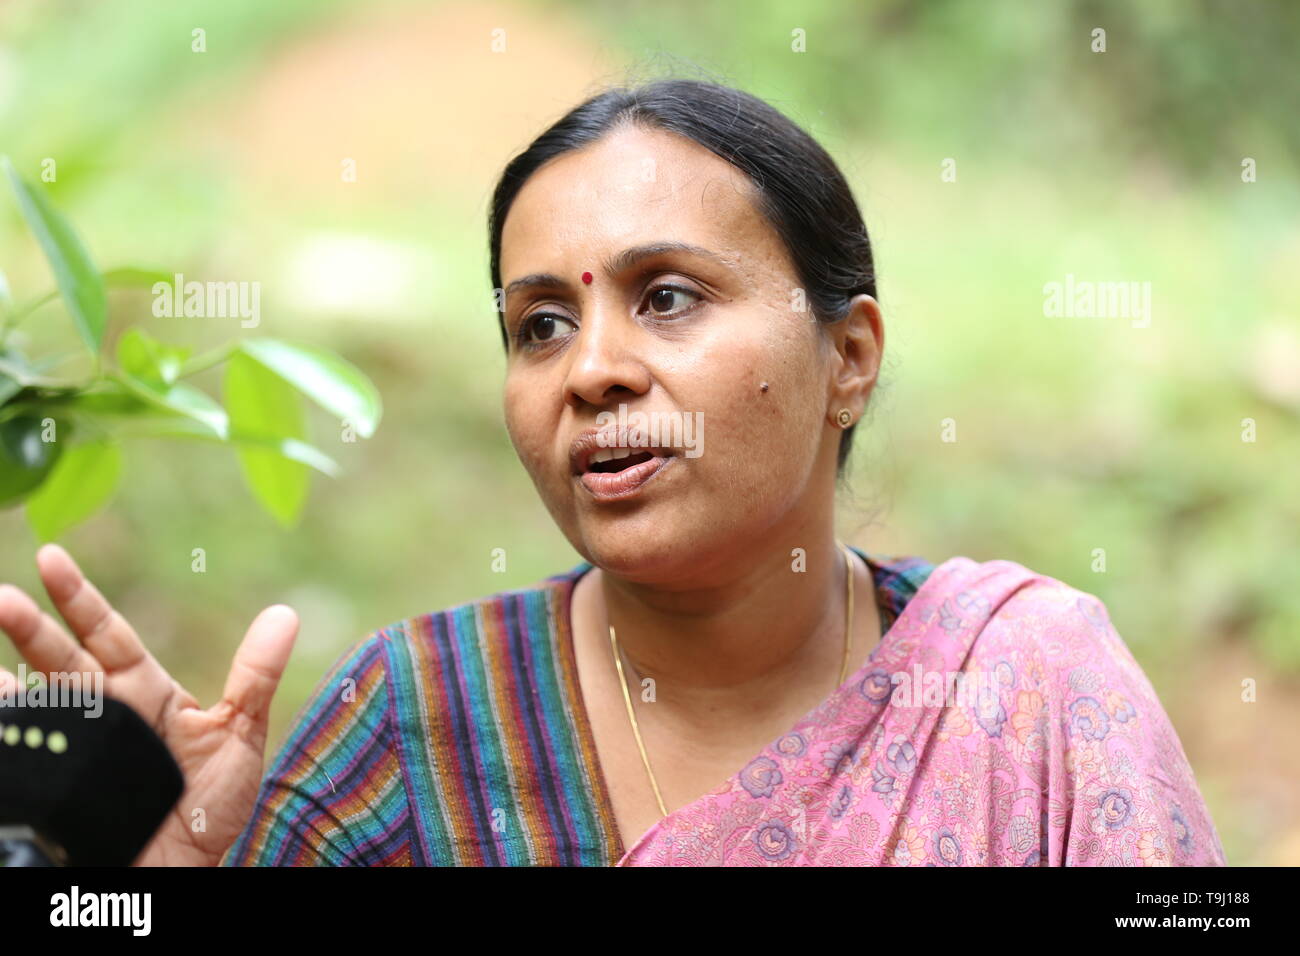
left=518, top=312, right=577, bottom=347
left=643, top=284, right=701, bottom=316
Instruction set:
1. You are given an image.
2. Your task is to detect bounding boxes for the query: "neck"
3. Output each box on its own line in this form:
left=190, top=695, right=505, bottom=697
left=589, top=531, right=860, bottom=731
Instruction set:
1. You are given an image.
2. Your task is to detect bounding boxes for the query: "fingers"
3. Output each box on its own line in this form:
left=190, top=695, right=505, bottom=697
left=35, top=543, right=148, bottom=674
left=220, top=605, right=298, bottom=728
left=0, top=582, right=102, bottom=678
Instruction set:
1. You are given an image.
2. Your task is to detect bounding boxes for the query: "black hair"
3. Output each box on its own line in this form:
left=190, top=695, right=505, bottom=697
left=487, top=78, right=877, bottom=475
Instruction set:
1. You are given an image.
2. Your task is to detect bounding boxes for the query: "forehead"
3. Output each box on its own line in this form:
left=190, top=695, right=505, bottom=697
left=499, top=125, right=779, bottom=280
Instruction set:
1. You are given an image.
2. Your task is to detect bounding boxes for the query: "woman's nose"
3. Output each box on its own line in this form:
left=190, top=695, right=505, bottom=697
left=561, top=309, right=652, bottom=410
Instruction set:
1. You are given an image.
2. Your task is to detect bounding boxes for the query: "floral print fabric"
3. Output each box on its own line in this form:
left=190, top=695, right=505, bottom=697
left=618, top=556, right=1227, bottom=866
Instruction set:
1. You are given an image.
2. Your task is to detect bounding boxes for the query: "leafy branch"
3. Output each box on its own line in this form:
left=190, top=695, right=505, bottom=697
left=0, top=156, right=382, bottom=538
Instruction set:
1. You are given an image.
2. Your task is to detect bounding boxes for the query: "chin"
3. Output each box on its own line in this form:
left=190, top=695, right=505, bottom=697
left=575, top=519, right=733, bottom=586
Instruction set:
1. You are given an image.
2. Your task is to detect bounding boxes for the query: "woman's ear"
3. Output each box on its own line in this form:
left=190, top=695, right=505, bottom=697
left=826, top=294, right=883, bottom=426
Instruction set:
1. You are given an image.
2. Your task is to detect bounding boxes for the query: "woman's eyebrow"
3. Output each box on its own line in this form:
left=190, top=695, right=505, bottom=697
left=503, top=241, right=737, bottom=299
left=605, top=240, right=739, bottom=275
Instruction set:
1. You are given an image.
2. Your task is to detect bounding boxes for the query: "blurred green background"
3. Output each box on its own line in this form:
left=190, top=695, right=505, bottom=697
left=1, top=0, right=1296, bottom=865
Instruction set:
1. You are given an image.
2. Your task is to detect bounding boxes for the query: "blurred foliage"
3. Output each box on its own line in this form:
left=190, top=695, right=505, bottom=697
left=0, top=0, right=1295, bottom=865
left=0, top=158, right=383, bottom=535
left=591, top=0, right=1300, bottom=183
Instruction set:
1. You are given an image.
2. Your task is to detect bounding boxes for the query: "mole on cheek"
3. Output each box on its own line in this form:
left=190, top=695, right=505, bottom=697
left=760, top=381, right=770, bottom=394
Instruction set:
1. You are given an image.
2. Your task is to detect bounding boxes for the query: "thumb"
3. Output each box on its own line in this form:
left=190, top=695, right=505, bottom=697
left=220, top=604, right=299, bottom=729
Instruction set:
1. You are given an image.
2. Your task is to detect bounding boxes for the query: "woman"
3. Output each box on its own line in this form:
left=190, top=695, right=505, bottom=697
left=0, top=79, right=1226, bottom=866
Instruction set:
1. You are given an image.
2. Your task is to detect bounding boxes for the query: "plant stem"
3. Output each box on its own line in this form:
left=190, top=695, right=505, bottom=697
left=2, top=290, right=58, bottom=332
left=178, top=341, right=239, bottom=377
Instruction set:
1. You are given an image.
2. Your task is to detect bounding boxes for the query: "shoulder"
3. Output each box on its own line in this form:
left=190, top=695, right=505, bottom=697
left=907, top=556, right=1164, bottom=764
left=354, top=564, right=587, bottom=666
left=277, top=564, right=585, bottom=745
left=915, top=555, right=1137, bottom=672
left=231, top=566, right=591, bottom=865
left=924, top=557, right=1226, bottom=865
left=297, top=564, right=589, bottom=735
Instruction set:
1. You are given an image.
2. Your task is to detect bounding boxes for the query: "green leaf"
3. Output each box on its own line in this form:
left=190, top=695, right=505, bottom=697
left=6, top=268, right=171, bottom=326
left=239, top=338, right=381, bottom=438
left=0, top=414, right=66, bottom=508
left=63, top=384, right=156, bottom=418
left=231, top=433, right=339, bottom=477
left=105, top=413, right=339, bottom=477
left=149, top=382, right=228, bottom=436
left=102, top=267, right=173, bottom=288
left=224, top=352, right=310, bottom=526
left=2, top=156, right=106, bottom=356
left=117, top=328, right=191, bottom=386
left=57, top=385, right=339, bottom=477
left=0, top=348, right=75, bottom=389
left=24, top=440, right=122, bottom=540
left=112, top=371, right=228, bottom=438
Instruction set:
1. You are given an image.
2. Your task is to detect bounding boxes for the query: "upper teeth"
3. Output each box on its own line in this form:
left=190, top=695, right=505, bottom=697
left=590, top=447, right=638, bottom=464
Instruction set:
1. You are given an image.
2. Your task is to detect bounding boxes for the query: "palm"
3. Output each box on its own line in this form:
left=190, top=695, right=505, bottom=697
left=0, top=544, right=298, bottom=867
left=135, top=704, right=274, bottom=865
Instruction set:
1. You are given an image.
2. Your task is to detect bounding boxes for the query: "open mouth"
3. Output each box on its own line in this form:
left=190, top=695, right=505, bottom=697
left=586, top=448, right=659, bottom=474
left=576, top=445, right=676, bottom=500
left=569, top=427, right=680, bottom=501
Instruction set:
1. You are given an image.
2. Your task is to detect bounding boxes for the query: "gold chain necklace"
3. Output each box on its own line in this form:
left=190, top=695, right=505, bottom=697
left=607, top=541, right=857, bottom=820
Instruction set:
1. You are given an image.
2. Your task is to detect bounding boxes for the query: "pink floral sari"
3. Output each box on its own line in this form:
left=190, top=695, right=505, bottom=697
left=617, top=556, right=1228, bottom=866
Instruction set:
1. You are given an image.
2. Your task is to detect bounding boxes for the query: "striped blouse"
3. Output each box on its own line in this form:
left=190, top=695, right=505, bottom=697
left=221, top=548, right=935, bottom=866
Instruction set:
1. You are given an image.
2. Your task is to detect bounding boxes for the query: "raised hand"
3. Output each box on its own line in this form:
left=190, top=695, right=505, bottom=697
left=0, top=544, right=298, bottom=866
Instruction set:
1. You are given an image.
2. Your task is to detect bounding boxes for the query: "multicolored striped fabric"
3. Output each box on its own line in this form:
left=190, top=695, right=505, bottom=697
left=221, top=548, right=934, bottom=866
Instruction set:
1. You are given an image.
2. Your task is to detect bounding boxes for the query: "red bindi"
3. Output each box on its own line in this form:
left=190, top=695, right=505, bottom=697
left=581, top=271, right=593, bottom=284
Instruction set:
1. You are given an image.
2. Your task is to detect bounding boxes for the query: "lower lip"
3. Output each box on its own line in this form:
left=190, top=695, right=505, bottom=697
left=579, top=455, right=675, bottom=500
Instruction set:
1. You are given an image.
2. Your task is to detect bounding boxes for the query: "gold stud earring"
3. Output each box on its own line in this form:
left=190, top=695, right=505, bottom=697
left=837, top=408, right=853, bottom=428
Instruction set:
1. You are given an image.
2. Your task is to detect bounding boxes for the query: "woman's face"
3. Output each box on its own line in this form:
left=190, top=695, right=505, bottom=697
left=499, top=125, right=874, bottom=585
